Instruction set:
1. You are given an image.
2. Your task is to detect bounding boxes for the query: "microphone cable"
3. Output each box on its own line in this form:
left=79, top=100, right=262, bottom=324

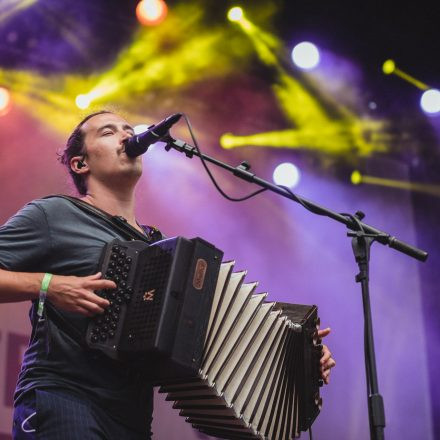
left=180, top=113, right=267, bottom=202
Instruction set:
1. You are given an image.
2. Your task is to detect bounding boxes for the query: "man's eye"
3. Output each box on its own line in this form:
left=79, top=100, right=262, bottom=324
left=102, top=131, right=113, bottom=136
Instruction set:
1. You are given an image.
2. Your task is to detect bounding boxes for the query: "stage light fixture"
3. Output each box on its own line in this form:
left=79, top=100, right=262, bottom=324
left=75, top=94, right=91, bottom=110
left=382, top=59, right=428, bottom=90
left=351, top=170, right=362, bottom=185
left=350, top=170, right=440, bottom=196
left=227, top=7, right=244, bottom=22
left=0, top=86, right=11, bottom=115
left=420, top=89, right=440, bottom=114
left=291, top=42, right=320, bottom=70
left=136, top=0, right=168, bottom=26
left=382, top=59, right=395, bottom=75
left=273, top=162, right=300, bottom=188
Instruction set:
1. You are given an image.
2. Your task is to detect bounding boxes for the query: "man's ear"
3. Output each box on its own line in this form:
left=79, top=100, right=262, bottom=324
left=70, top=156, right=88, bottom=174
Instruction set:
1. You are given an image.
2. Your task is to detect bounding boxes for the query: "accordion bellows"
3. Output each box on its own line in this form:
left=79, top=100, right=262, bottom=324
left=86, top=237, right=322, bottom=440
left=160, top=260, right=323, bottom=440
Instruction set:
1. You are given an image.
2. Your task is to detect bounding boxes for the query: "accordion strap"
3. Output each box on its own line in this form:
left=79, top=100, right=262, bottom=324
left=43, top=194, right=162, bottom=243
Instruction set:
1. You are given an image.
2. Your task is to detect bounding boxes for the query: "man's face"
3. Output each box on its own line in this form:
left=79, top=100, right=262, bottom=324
left=80, top=112, right=142, bottom=187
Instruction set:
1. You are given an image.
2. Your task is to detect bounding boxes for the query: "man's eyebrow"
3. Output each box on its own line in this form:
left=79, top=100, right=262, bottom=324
left=96, top=124, right=116, bottom=133
left=96, top=123, right=135, bottom=134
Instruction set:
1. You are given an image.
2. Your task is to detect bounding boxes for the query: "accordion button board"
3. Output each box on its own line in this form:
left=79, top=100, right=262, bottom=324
left=86, top=236, right=223, bottom=380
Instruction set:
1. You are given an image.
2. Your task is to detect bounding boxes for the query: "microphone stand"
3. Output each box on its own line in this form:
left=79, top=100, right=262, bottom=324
left=163, top=137, right=428, bottom=440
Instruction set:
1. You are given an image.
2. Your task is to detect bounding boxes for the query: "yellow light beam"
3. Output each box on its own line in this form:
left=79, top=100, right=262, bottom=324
left=382, top=59, right=429, bottom=91
left=223, top=10, right=391, bottom=160
left=220, top=118, right=389, bottom=156
left=230, top=15, right=341, bottom=129
left=0, top=0, right=37, bottom=25
left=78, top=3, right=252, bottom=105
left=351, top=171, right=440, bottom=197
left=0, top=3, right=254, bottom=135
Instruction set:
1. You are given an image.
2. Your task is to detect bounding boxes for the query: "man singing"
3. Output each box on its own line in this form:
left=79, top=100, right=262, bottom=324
left=0, top=111, right=335, bottom=439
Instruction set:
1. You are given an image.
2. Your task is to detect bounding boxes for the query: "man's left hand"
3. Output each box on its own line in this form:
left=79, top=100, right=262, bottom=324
left=318, top=327, right=336, bottom=385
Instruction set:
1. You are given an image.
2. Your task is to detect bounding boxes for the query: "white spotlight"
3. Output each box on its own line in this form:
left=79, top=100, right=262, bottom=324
left=133, top=124, right=151, bottom=134
left=75, top=94, right=91, bottom=110
left=291, top=42, right=320, bottom=70
left=0, top=86, right=11, bottom=115
left=420, top=89, right=440, bottom=114
left=273, top=162, right=301, bottom=188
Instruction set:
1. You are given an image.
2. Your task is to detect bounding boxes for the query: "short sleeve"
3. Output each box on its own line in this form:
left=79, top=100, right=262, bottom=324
left=0, top=201, right=51, bottom=271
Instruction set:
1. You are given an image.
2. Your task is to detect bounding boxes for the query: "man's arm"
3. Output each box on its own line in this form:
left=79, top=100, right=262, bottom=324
left=0, top=268, right=115, bottom=316
left=0, top=200, right=116, bottom=316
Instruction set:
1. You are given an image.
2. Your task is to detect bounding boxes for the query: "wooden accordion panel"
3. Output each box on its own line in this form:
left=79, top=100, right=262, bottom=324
left=160, top=261, right=323, bottom=440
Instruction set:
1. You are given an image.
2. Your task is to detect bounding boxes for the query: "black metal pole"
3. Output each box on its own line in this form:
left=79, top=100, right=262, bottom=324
left=351, top=234, right=386, bottom=440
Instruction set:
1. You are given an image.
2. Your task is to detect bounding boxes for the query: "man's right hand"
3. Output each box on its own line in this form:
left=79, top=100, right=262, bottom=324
left=47, top=272, right=115, bottom=317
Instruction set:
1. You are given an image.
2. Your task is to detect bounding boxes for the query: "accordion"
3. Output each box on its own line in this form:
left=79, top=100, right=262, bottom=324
left=86, top=237, right=323, bottom=439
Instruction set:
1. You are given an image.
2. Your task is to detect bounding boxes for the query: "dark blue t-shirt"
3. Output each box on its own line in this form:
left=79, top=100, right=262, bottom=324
left=0, top=196, right=155, bottom=434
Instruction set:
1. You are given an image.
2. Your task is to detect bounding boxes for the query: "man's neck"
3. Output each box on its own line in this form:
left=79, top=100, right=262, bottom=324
left=81, top=182, right=139, bottom=230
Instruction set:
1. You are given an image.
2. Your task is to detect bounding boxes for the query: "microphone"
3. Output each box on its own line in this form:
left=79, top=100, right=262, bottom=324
left=124, top=113, right=182, bottom=157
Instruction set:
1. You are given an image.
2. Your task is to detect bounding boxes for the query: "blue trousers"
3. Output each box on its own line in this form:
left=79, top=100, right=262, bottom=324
left=12, top=389, right=152, bottom=440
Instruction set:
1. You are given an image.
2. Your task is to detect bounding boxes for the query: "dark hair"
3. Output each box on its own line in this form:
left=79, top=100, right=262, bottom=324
left=60, top=110, right=113, bottom=195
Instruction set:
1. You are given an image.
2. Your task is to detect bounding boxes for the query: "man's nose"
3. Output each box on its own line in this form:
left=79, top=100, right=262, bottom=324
left=120, top=131, right=132, bottom=143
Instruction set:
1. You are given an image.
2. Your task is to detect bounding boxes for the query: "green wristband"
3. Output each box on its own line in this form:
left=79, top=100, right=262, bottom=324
left=37, top=273, right=53, bottom=318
